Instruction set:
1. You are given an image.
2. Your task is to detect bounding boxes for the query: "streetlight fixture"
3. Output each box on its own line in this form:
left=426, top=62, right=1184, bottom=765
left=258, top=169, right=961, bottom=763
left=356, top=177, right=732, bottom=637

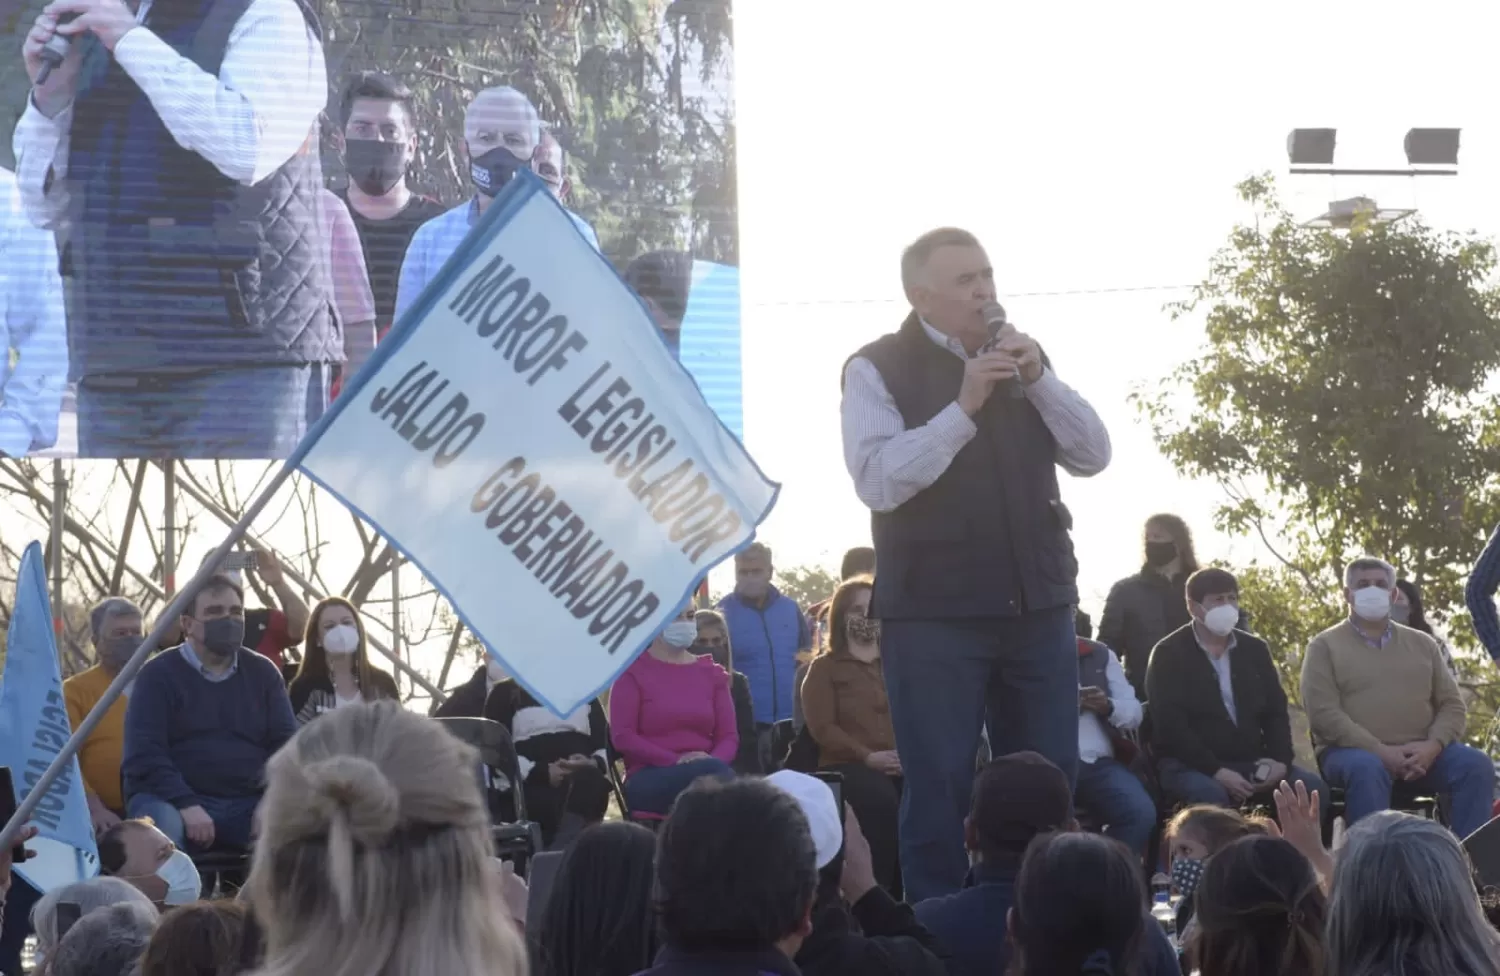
left=1287, top=127, right=1460, bottom=177
left=1304, top=195, right=1414, bottom=229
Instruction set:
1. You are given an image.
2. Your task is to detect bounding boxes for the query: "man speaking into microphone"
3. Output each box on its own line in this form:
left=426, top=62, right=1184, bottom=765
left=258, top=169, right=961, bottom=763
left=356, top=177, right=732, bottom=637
left=16, top=0, right=334, bottom=458
left=840, top=227, right=1111, bottom=900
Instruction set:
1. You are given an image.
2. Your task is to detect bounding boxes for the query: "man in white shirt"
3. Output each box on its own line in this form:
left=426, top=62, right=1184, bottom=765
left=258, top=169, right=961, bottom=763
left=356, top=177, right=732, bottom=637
left=839, top=227, right=1111, bottom=900
left=0, top=167, right=66, bottom=457
left=15, top=0, right=335, bottom=459
left=1074, top=628, right=1156, bottom=861
left=395, top=87, right=600, bottom=325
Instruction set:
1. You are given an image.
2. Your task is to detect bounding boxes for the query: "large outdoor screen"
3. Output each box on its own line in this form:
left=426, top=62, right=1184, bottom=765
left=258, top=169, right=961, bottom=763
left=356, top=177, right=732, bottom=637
left=2, top=0, right=741, bottom=458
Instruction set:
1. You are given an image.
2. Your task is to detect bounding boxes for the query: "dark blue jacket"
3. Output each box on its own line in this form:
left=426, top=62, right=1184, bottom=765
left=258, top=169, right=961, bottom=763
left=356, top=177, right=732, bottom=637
left=718, top=587, right=808, bottom=725
left=63, top=0, right=335, bottom=378
left=913, top=859, right=1179, bottom=976
left=637, top=946, right=801, bottom=976
left=122, top=646, right=297, bottom=806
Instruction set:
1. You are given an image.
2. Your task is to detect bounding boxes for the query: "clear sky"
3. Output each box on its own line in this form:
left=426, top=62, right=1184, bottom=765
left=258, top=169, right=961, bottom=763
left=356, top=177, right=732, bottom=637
left=729, top=0, right=1500, bottom=615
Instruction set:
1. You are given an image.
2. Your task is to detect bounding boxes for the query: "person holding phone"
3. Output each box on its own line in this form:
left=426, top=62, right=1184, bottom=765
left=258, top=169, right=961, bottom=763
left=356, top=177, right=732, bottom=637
left=483, top=674, right=612, bottom=850
left=609, top=608, right=738, bottom=817
left=800, top=575, right=903, bottom=896
left=1146, top=568, right=1327, bottom=814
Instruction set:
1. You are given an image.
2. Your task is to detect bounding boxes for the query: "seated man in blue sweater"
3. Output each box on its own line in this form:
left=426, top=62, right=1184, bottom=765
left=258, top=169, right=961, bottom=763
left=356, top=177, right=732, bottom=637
left=122, top=574, right=298, bottom=851
left=914, top=752, right=1180, bottom=976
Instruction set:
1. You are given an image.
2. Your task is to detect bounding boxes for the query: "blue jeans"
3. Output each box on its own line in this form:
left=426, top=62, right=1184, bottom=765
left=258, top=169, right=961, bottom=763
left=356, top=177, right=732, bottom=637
left=78, top=364, right=328, bottom=459
left=623, top=758, right=735, bottom=816
left=1076, top=758, right=1158, bottom=859
left=1157, top=758, right=1328, bottom=815
left=128, top=793, right=260, bottom=851
left=1321, top=743, right=1497, bottom=838
left=882, top=607, right=1079, bottom=902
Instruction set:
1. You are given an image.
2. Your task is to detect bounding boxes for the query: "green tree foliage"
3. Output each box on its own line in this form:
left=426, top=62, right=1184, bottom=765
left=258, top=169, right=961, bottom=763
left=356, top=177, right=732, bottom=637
left=774, top=564, right=839, bottom=611
left=320, top=0, right=737, bottom=267
left=2, top=1, right=737, bottom=267
left=1137, top=174, right=1500, bottom=742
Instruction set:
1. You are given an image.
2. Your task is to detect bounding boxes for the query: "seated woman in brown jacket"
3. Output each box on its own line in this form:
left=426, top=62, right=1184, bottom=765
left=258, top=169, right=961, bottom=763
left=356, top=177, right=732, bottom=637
left=801, top=574, right=903, bottom=896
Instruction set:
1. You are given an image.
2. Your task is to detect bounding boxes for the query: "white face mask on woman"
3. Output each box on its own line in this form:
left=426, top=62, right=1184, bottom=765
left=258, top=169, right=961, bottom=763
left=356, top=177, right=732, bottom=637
left=662, top=621, right=699, bottom=648
left=323, top=623, right=360, bottom=656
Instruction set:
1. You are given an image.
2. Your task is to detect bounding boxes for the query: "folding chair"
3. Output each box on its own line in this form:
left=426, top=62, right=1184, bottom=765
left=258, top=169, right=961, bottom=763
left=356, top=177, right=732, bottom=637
left=434, top=717, right=543, bottom=872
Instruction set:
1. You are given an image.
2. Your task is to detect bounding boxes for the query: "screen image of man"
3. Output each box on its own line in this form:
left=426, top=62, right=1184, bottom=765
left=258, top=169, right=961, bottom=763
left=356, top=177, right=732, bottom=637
left=395, top=86, right=600, bottom=324
left=15, top=0, right=335, bottom=458
left=335, top=71, right=444, bottom=341
left=0, top=167, right=66, bottom=457
left=532, top=128, right=599, bottom=248
left=839, top=227, right=1111, bottom=901
left=624, top=249, right=693, bottom=359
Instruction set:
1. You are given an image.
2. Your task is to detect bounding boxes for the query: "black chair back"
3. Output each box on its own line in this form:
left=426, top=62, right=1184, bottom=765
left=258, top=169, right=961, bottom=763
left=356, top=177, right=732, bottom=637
left=434, top=716, right=528, bottom=823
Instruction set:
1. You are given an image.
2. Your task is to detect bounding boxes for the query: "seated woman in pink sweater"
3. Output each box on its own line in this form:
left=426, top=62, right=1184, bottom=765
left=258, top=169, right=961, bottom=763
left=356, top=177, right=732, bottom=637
left=610, top=607, right=738, bottom=815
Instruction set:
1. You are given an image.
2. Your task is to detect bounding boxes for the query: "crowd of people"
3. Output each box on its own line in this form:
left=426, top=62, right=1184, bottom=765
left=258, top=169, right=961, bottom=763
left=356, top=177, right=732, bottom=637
left=5, top=209, right=1500, bottom=976
left=8, top=10, right=701, bottom=457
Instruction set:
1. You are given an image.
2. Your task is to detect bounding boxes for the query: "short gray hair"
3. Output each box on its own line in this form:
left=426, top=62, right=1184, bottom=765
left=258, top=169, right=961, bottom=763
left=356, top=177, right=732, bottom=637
left=900, top=227, right=981, bottom=298
left=465, top=85, right=541, bottom=144
left=736, top=542, right=772, bottom=565
left=1327, top=812, right=1500, bottom=975
left=89, top=597, right=142, bottom=644
left=48, top=901, right=157, bottom=976
left=32, top=877, right=157, bottom=954
left=1344, top=556, right=1396, bottom=589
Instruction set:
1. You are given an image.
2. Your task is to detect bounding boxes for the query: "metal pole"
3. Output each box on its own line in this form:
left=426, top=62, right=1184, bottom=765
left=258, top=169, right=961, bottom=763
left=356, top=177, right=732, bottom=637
left=160, top=463, right=445, bottom=701
left=109, top=461, right=150, bottom=596
left=431, top=620, right=465, bottom=714
left=50, top=460, right=65, bottom=658
left=391, top=555, right=403, bottom=697
left=162, top=460, right=177, bottom=596
left=0, top=462, right=302, bottom=852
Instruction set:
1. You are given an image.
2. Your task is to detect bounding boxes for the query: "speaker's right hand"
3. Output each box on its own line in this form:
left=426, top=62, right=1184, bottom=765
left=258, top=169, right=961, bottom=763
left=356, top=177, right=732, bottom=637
left=23, top=11, right=84, bottom=117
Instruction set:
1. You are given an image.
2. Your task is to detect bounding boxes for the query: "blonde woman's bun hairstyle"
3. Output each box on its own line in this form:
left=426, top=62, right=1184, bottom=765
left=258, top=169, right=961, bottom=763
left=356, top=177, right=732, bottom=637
left=247, top=700, right=525, bottom=976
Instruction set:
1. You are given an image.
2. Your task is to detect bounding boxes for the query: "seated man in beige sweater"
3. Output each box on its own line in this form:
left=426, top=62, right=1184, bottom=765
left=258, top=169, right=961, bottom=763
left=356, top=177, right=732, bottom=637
left=1302, top=556, right=1495, bottom=838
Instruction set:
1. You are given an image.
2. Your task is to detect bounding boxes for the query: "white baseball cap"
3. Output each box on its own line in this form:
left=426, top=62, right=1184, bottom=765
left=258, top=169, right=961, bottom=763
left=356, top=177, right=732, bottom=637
left=766, top=770, right=843, bottom=869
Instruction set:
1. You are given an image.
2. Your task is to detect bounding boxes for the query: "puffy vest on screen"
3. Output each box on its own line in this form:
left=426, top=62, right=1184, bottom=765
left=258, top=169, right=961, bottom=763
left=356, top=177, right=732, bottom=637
left=718, top=587, right=803, bottom=726
left=849, top=314, right=1079, bottom=620
left=61, top=0, right=336, bottom=378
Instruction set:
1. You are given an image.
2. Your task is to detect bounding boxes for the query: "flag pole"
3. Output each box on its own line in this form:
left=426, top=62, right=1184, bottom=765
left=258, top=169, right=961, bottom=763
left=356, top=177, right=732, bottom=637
left=0, top=461, right=301, bottom=853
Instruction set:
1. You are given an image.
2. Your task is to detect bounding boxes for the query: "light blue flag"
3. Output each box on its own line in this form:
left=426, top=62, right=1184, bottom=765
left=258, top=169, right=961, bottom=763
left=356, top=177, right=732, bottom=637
left=678, top=261, right=743, bottom=440
left=289, top=173, right=778, bottom=717
left=0, top=542, right=100, bottom=892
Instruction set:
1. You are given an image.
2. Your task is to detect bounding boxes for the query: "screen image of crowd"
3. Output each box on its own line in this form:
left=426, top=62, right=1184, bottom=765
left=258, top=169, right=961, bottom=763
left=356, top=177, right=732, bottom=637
left=9, top=519, right=1500, bottom=976
left=1, top=0, right=742, bottom=459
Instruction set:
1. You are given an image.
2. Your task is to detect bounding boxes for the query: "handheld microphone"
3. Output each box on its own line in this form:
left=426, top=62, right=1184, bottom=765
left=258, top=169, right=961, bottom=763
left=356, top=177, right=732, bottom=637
left=980, top=300, right=1025, bottom=399
left=35, top=18, right=76, bottom=86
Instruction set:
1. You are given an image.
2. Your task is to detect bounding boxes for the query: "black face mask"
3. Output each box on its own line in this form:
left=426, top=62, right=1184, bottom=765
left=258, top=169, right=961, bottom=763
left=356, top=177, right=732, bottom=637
left=470, top=146, right=528, bottom=197
left=345, top=139, right=407, bottom=196
left=1145, top=541, right=1178, bottom=568
left=198, top=617, right=246, bottom=657
left=98, top=635, right=140, bottom=672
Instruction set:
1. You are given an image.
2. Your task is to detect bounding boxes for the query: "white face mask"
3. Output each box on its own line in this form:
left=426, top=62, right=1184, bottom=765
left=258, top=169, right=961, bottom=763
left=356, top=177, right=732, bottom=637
left=1202, top=604, right=1239, bottom=637
left=662, top=621, right=699, bottom=649
left=158, top=849, right=203, bottom=906
left=1352, top=586, right=1392, bottom=621
left=486, top=660, right=509, bottom=684
left=323, top=623, right=360, bottom=656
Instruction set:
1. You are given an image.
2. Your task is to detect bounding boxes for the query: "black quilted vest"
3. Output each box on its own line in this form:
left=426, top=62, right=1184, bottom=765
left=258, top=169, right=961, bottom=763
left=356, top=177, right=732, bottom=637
left=61, top=0, right=336, bottom=377
left=849, top=313, right=1079, bottom=620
